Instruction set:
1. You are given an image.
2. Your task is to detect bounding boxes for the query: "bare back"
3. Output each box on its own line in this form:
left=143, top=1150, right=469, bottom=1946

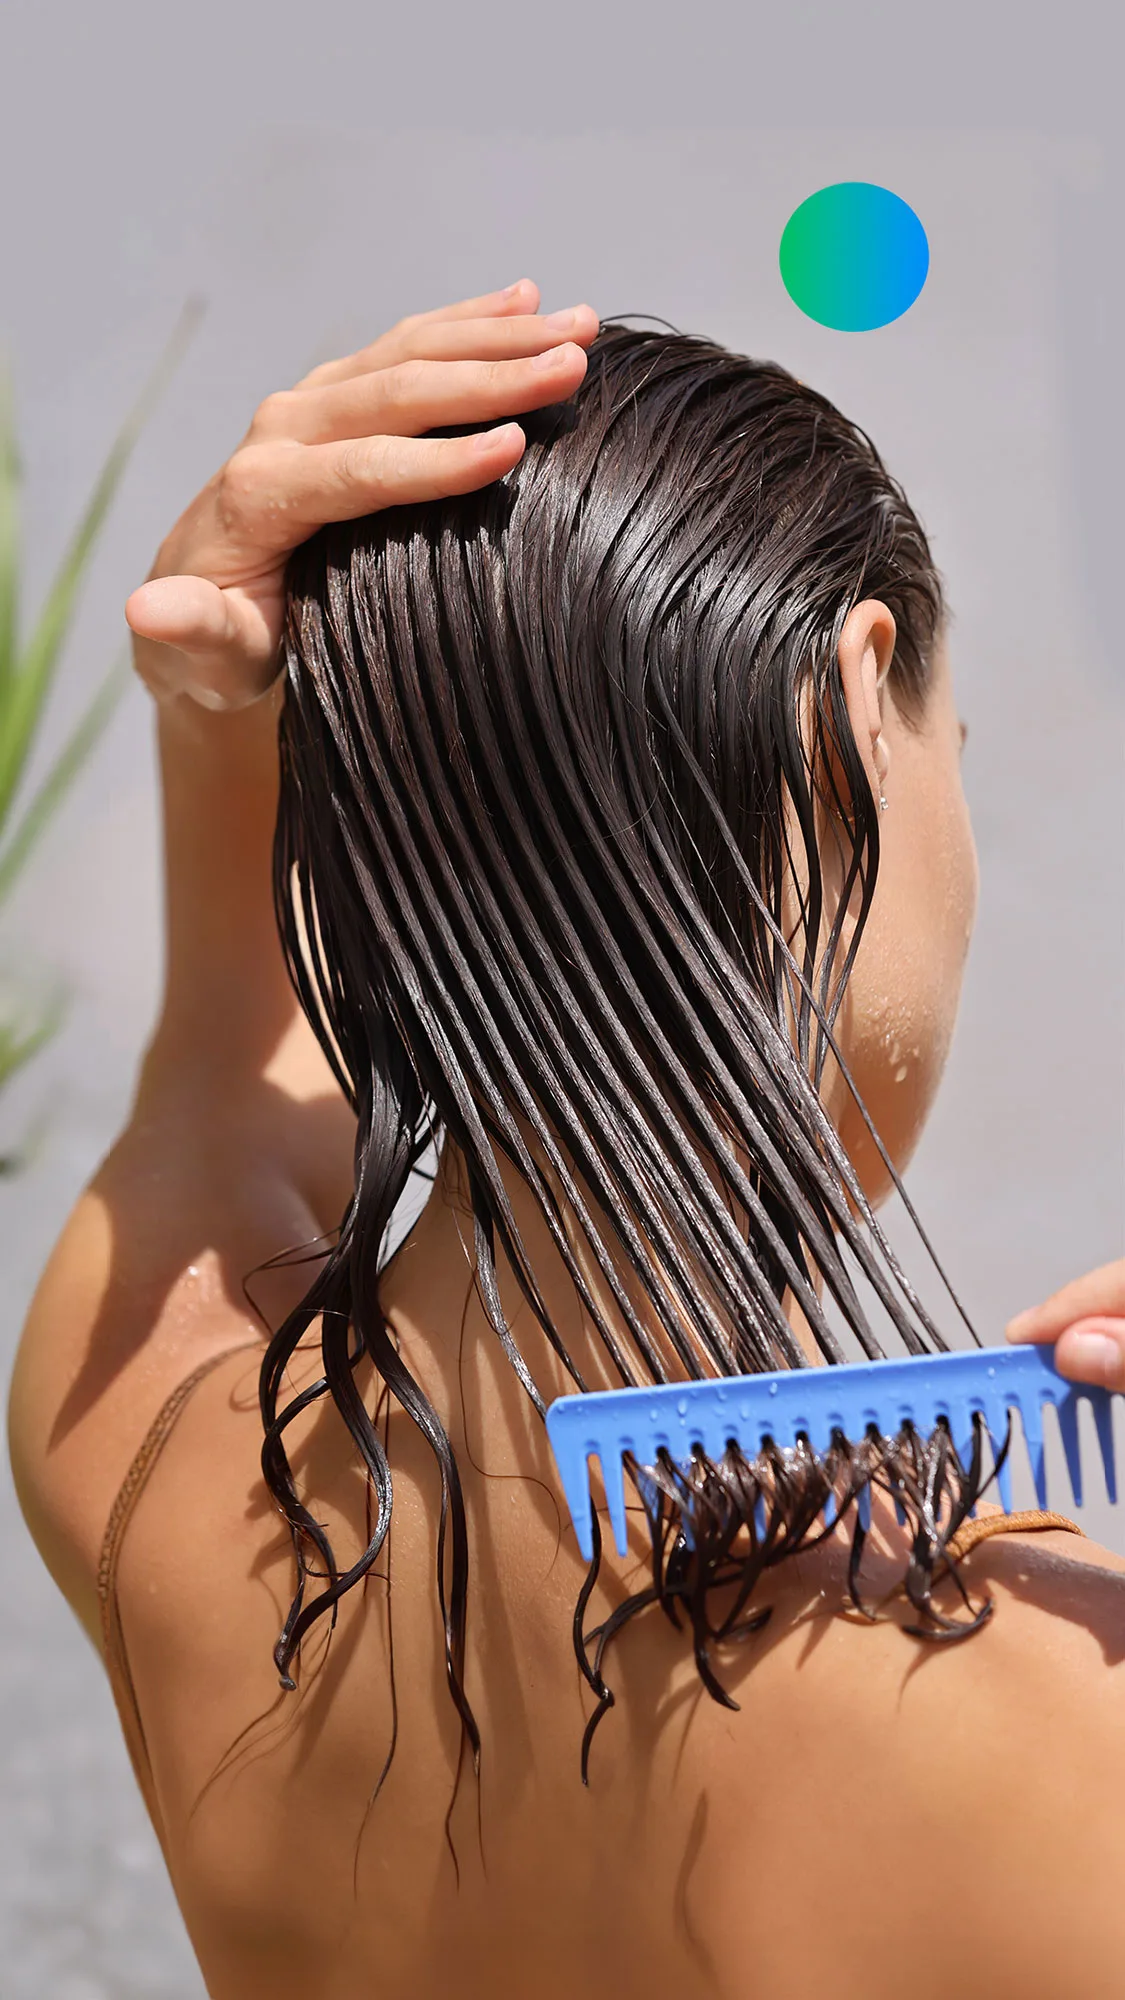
left=21, top=293, right=1120, bottom=2000
left=14, top=1152, right=1125, bottom=2000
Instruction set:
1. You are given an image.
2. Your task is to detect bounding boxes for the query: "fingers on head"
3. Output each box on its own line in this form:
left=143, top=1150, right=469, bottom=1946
left=250, top=344, right=589, bottom=448
left=294, top=279, right=543, bottom=390
left=292, top=426, right=527, bottom=524
left=396, top=276, right=541, bottom=333
left=400, top=306, right=599, bottom=367
left=297, top=301, right=598, bottom=392
left=195, top=416, right=526, bottom=586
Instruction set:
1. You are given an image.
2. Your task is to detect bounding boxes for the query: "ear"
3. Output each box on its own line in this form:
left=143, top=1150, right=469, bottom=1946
left=837, top=599, right=897, bottom=805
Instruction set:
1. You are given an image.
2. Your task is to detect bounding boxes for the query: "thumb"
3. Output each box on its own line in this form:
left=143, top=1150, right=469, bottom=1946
left=1053, top=1319, right=1125, bottom=1392
left=125, top=576, right=280, bottom=711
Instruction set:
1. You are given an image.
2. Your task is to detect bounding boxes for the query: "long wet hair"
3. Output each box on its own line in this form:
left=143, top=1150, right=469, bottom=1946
left=260, top=323, right=994, bottom=1782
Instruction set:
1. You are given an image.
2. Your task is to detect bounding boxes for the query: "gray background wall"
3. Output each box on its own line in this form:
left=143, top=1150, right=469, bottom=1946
left=1, top=3, right=1122, bottom=1993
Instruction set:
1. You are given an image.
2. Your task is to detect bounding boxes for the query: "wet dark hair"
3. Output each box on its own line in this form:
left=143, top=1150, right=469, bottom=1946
left=261, top=323, right=992, bottom=1785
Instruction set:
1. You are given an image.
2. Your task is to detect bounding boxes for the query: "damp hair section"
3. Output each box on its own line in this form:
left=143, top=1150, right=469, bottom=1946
left=574, top=1412, right=1004, bottom=1780
left=260, top=319, right=978, bottom=1784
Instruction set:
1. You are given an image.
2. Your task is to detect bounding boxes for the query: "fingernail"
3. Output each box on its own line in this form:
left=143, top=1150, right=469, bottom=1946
left=501, top=279, right=530, bottom=298
left=1061, top=1329, right=1120, bottom=1381
left=530, top=343, right=570, bottom=368
left=542, top=307, right=578, bottom=331
left=1006, top=1310, right=1035, bottom=1340
left=474, top=422, right=521, bottom=454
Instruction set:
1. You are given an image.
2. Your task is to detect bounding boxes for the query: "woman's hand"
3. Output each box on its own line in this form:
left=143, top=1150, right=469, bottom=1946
left=1006, top=1259, right=1125, bottom=1388
left=125, top=279, right=598, bottom=711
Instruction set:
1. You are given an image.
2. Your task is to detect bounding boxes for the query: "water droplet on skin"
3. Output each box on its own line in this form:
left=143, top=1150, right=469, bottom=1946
left=187, top=1264, right=199, bottom=1278
left=894, top=1064, right=908, bottom=1083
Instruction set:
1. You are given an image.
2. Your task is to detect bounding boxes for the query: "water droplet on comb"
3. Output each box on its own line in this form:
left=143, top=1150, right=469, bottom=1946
left=769, top=1382, right=778, bottom=1396
left=676, top=1398, right=688, bottom=1417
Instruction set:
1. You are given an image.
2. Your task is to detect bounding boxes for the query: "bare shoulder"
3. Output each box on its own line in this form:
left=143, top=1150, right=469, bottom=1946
left=6, top=1077, right=352, bottom=1648
left=674, top=1509, right=1125, bottom=1995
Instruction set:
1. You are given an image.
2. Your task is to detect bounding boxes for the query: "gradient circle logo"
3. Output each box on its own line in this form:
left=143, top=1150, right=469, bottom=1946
left=779, top=182, right=929, bottom=332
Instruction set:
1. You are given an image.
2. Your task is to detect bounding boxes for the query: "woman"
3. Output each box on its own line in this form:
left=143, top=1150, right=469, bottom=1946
left=8, top=279, right=1125, bottom=2000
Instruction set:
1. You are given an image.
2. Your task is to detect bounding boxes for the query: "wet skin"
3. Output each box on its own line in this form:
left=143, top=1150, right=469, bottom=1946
left=10, top=281, right=1125, bottom=1998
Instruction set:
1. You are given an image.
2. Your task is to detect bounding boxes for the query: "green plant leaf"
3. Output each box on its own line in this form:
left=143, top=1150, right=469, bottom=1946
left=0, top=983, right=67, bottom=1095
left=0, top=297, right=204, bottom=840
left=0, top=648, right=130, bottom=907
left=0, top=1100, right=54, bottom=1177
left=0, top=358, right=18, bottom=698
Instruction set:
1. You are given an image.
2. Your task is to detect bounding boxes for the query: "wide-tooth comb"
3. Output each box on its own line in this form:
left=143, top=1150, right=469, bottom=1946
left=544, top=1343, right=1119, bottom=1562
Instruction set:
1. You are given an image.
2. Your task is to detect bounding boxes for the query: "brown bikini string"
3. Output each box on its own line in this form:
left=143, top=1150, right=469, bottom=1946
left=945, top=1507, right=1085, bottom=1563
left=96, top=1340, right=265, bottom=1826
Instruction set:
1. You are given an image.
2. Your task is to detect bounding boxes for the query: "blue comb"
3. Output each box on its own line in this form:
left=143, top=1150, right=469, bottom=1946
left=545, top=1343, right=1119, bottom=1562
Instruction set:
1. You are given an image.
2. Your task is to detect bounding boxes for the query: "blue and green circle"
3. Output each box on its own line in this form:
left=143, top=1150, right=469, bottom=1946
left=779, top=183, right=929, bottom=332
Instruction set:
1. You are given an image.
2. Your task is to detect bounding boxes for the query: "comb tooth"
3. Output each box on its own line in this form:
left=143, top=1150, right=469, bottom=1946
left=635, top=1415, right=662, bottom=1479
left=954, top=1432, right=977, bottom=1476
left=913, top=1391, right=939, bottom=1443
left=1023, top=1400, right=1049, bottom=1510
left=856, top=1483, right=872, bottom=1533
left=769, top=1412, right=798, bottom=1453
left=805, top=1407, right=838, bottom=1459
left=603, top=1441, right=632, bottom=1557
left=987, top=1396, right=1017, bottom=1507
left=544, top=1403, right=602, bottom=1563
left=754, top=1492, right=768, bottom=1542
left=823, top=1489, right=837, bottom=1529
left=1093, top=1393, right=1118, bottom=1504
left=1056, top=1395, right=1084, bottom=1510
left=892, top=1493, right=907, bottom=1528
left=632, top=1464, right=661, bottom=1521
left=960, top=1397, right=994, bottom=1518
left=561, top=1444, right=596, bottom=1564
left=982, top=1394, right=1006, bottom=1456
left=994, top=1432, right=1014, bottom=1514
left=701, top=1412, right=734, bottom=1465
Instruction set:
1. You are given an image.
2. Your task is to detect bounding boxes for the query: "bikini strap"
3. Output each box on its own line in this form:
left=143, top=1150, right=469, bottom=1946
left=946, top=1507, right=1084, bottom=1562
left=96, top=1340, right=265, bottom=1850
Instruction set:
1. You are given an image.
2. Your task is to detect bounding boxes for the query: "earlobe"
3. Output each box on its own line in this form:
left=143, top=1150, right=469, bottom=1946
left=837, top=598, right=897, bottom=808
left=872, top=727, right=890, bottom=776
left=873, top=731, right=890, bottom=812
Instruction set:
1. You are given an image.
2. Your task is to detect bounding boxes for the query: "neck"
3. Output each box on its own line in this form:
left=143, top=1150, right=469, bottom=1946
left=377, top=1120, right=821, bottom=1448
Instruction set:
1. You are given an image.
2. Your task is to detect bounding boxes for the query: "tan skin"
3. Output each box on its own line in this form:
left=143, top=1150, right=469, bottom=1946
left=8, top=280, right=1125, bottom=1999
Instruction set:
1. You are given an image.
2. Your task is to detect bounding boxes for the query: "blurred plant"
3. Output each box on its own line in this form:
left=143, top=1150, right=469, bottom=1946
left=0, top=304, right=202, bottom=1173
